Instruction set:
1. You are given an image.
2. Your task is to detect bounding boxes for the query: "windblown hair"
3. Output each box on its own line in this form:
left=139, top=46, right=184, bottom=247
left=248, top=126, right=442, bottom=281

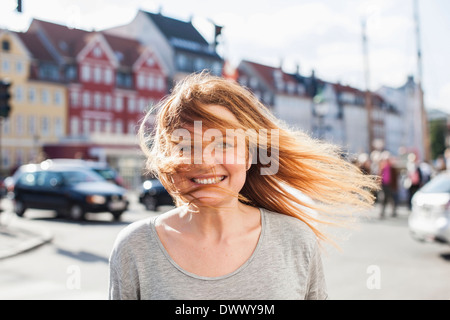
left=138, top=72, right=379, bottom=243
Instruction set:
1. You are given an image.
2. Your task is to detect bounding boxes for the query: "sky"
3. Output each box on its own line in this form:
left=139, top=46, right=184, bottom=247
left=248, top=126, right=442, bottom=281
left=1, top=0, right=450, bottom=112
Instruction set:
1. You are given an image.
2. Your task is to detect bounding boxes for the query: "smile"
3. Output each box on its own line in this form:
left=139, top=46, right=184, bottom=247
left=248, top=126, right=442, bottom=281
left=191, top=176, right=226, bottom=185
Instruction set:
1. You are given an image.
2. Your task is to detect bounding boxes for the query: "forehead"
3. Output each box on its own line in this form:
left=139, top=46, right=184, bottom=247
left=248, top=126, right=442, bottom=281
left=179, top=104, right=240, bottom=132
left=204, top=104, right=239, bottom=123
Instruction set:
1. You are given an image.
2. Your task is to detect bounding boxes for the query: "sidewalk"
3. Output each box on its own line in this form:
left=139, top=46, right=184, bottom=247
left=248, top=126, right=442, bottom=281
left=0, top=207, right=53, bottom=260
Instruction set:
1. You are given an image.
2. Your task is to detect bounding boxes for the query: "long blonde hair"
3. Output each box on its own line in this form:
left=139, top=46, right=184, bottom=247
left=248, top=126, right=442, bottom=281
left=139, top=72, right=379, bottom=242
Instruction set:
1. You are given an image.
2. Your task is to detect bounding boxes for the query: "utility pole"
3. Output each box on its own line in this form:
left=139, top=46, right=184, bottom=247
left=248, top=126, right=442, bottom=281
left=413, top=0, right=431, bottom=162
left=362, top=18, right=374, bottom=153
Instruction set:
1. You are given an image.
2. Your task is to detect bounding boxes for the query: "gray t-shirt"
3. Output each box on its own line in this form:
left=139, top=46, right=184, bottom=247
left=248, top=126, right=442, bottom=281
left=109, top=207, right=327, bottom=300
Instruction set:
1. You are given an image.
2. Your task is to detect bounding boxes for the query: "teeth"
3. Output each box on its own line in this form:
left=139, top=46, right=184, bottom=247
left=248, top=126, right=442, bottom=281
left=192, top=176, right=225, bottom=185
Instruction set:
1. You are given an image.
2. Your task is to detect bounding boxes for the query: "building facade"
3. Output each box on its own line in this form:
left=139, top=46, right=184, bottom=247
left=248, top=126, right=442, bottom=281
left=1, top=19, right=168, bottom=188
left=0, top=29, right=66, bottom=174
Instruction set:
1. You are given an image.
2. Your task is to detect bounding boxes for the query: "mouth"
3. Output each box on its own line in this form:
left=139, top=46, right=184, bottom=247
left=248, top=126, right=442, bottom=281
left=190, top=175, right=227, bottom=185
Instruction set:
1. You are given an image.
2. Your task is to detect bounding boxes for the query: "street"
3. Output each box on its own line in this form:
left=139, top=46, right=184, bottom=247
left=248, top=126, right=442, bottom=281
left=0, top=195, right=449, bottom=300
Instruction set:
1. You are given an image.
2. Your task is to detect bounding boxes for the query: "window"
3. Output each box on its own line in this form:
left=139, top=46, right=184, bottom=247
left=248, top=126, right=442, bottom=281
left=2, top=59, right=10, bottom=73
left=156, top=76, right=165, bottom=92
left=176, top=54, right=187, bottom=71
left=15, top=60, right=23, bottom=74
left=82, top=91, right=90, bottom=108
left=147, top=74, right=155, bottom=90
left=105, top=121, right=112, bottom=133
left=41, top=117, right=50, bottom=136
left=93, top=46, right=102, bottom=58
left=65, top=65, right=77, bottom=80
left=19, top=172, right=37, bottom=187
left=94, top=120, right=101, bottom=133
left=54, top=118, right=63, bottom=137
left=3, top=118, right=10, bottom=135
left=83, top=119, right=90, bottom=135
left=128, top=97, right=136, bottom=112
left=139, top=98, right=146, bottom=112
left=128, top=121, right=136, bottom=135
left=137, top=73, right=145, bottom=89
left=71, top=117, right=79, bottom=136
left=94, top=92, right=101, bottom=109
left=70, top=91, right=79, bottom=106
left=16, top=115, right=24, bottom=136
left=54, top=90, right=63, bottom=106
left=115, top=95, right=123, bottom=111
left=105, top=68, right=113, bottom=84
left=2, top=40, right=10, bottom=51
left=28, top=116, right=36, bottom=135
left=15, top=86, right=23, bottom=102
left=94, top=66, right=101, bottom=83
left=146, top=57, right=155, bottom=67
left=105, top=94, right=112, bottom=110
left=81, top=65, right=90, bottom=81
left=115, top=120, right=123, bottom=134
left=41, top=89, right=49, bottom=105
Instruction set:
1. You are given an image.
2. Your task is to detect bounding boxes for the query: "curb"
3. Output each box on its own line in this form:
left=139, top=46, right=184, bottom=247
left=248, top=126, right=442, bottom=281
left=0, top=225, right=53, bottom=260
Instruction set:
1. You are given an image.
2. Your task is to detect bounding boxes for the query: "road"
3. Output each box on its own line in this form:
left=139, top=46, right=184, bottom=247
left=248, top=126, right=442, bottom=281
left=0, top=196, right=449, bottom=300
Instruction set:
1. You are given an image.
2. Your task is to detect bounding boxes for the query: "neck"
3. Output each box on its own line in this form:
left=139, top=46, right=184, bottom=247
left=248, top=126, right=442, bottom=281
left=183, top=200, right=256, bottom=241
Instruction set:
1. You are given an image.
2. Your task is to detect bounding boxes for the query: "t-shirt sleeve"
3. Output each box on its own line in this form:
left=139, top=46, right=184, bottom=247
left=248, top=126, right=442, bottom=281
left=304, top=243, right=328, bottom=300
left=108, top=224, right=142, bottom=300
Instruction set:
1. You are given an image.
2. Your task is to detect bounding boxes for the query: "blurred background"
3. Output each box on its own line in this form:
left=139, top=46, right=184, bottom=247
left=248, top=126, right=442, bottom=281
left=0, top=0, right=449, bottom=300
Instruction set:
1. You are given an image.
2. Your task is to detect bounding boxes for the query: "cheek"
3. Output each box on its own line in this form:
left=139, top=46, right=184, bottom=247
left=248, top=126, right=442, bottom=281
left=224, top=163, right=248, bottom=187
left=222, top=147, right=248, bottom=166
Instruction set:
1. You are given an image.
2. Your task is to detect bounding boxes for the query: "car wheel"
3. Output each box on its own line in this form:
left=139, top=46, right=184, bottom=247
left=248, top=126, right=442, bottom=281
left=143, top=195, right=157, bottom=211
left=111, top=210, right=124, bottom=221
left=14, top=200, right=26, bottom=217
left=69, top=204, right=85, bottom=221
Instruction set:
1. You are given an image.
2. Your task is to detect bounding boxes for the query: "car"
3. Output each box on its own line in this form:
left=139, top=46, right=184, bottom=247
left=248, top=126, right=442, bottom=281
left=409, top=172, right=450, bottom=244
left=13, top=164, right=129, bottom=221
left=138, top=178, right=174, bottom=211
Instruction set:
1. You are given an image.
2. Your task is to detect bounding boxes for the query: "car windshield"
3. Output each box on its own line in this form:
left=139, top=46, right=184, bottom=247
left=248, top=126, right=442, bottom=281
left=420, top=174, right=450, bottom=193
left=61, top=170, right=104, bottom=186
left=93, top=168, right=116, bottom=180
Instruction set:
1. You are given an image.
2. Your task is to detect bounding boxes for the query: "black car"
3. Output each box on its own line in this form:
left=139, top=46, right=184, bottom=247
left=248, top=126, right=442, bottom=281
left=13, top=165, right=128, bottom=221
left=139, top=178, right=174, bottom=211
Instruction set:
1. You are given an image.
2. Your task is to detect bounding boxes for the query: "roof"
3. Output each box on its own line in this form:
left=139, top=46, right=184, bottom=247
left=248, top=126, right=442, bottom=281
left=16, top=31, right=55, bottom=63
left=101, top=32, right=142, bottom=68
left=143, top=11, right=220, bottom=59
left=144, top=11, right=208, bottom=45
left=239, top=60, right=302, bottom=95
left=29, top=19, right=89, bottom=60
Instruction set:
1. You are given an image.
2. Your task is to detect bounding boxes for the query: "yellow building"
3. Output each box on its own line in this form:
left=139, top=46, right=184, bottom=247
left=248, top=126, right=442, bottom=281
left=0, top=29, right=66, bottom=174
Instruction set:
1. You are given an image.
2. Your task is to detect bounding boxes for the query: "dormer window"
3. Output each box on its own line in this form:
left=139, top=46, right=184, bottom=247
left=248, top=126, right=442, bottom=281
left=59, top=41, right=68, bottom=51
left=1, top=40, right=10, bottom=52
left=93, top=46, right=102, bottom=57
left=115, top=51, right=124, bottom=62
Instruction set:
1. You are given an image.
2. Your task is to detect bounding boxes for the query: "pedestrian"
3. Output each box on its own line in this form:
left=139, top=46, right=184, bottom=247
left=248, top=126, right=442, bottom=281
left=404, top=153, right=422, bottom=210
left=109, top=73, right=379, bottom=300
left=379, top=152, right=399, bottom=218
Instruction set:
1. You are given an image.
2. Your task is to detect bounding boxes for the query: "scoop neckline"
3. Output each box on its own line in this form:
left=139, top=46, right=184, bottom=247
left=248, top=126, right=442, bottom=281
left=149, top=207, right=266, bottom=281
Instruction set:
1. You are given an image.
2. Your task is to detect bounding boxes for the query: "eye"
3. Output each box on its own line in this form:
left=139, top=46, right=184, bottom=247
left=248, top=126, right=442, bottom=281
left=216, top=141, right=233, bottom=149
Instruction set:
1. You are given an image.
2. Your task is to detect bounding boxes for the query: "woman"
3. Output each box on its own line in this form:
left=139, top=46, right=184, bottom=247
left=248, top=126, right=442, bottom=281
left=109, top=73, right=378, bottom=300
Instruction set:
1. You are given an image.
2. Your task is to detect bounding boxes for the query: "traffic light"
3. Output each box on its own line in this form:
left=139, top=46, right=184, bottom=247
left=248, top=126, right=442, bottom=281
left=17, top=0, right=23, bottom=13
left=0, top=80, right=12, bottom=119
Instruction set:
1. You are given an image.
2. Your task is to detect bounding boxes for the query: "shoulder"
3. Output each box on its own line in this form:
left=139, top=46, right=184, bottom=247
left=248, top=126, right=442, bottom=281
left=110, top=217, right=155, bottom=263
left=261, top=208, right=319, bottom=252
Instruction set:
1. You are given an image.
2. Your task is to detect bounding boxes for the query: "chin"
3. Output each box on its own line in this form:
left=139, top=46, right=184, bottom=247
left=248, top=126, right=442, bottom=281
left=189, top=195, right=235, bottom=208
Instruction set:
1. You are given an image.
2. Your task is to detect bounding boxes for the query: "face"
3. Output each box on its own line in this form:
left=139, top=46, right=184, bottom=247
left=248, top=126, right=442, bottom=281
left=170, top=105, right=251, bottom=208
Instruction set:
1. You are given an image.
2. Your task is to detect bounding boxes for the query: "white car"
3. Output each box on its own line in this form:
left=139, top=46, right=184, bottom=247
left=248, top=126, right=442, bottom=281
left=409, top=173, right=450, bottom=244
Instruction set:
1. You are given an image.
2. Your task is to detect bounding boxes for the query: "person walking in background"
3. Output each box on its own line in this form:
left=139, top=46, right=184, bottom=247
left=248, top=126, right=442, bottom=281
left=405, top=153, right=422, bottom=211
left=379, top=152, right=398, bottom=218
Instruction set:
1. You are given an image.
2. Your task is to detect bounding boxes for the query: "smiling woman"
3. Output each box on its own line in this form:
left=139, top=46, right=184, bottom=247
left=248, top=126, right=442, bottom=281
left=109, top=72, right=379, bottom=300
